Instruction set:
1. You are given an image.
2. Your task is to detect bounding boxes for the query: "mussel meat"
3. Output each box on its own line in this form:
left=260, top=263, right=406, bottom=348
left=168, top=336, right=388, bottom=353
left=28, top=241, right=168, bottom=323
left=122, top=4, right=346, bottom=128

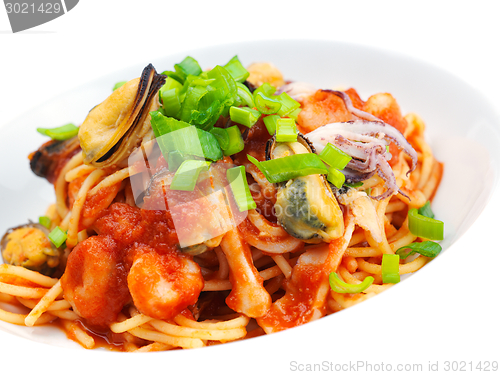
left=266, top=134, right=344, bottom=243
left=79, top=64, right=166, bottom=168
left=1, top=223, right=64, bottom=276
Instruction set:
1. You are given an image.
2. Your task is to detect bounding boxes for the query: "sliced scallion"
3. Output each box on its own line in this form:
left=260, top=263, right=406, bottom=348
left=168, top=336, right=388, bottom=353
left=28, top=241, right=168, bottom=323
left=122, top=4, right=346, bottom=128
left=408, top=208, right=444, bottom=240
left=161, top=88, right=182, bottom=117
left=319, top=143, right=352, bottom=170
left=381, top=254, right=400, bottom=284
left=170, top=160, right=211, bottom=191
left=275, top=92, right=300, bottom=117
left=329, top=272, right=374, bottom=294
left=210, top=127, right=230, bottom=150
left=38, top=216, right=52, bottom=230
left=150, top=112, right=222, bottom=161
left=275, top=118, right=297, bottom=142
left=112, top=81, right=127, bottom=91
left=236, top=82, right=255, bottom=108
left=49, top=226, right=67, bottom=248
left=227, top=166, right=257, bottom=212
left=287, top=107, right=302, bottom=120
left=168, top=150, right=192, bottom=172
left=418, top=201, right=435, bottom=219
left=224, top=56, right=250, bottom=83
left=253, top=82, right=276, bottom=97
left=248, top=154, right=328, bottom=184
left=37, top=124, right=79, bottom=141
left=396, top=241, right=442, bottom=260
left=263, top=115, right=280, bottom=136
left=223, top=126, right=245, bottom=156
left=175, top=56, right=202, bottom=77
left=229, top=106, right=261, bottom=128
left=327, top=167, right=346, bottom=189
left=254, top=91, right=282, bottom=114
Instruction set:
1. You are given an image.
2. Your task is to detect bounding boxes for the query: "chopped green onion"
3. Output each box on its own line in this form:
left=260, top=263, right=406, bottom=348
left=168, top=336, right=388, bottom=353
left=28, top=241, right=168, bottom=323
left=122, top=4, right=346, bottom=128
left=275, top=92, right=301, bottom=117
left=327, top=167, right=346, bottom=188
left=418, top=201, right=435, bottom=219
left=48, top=226, right=67, bottom=248
left=287, top=107, right=302, bottom=120
left=180, top=85, right=208, bottom=123
left=408, top=208, right=444, bottom=240
left=223, top=126, right=245, bottom=156
left=275, top=118, right=297, bottom=142
left=254, top=92, right=282, bottom=114
left=207, top=66, right=238, bottom=106
left=170, top=160, right=211, bottom=191
left=112, top=81, right=127, bottom=91
left=236, top=82, right=255, bottom=108
left=161, top=76, right=183, bottom=93
left=253, top=82, right=276, bottom=97
left=396, top=241, right=442, bottom=260
left=344, top=181, right=363, bottom=188
left=210, top=127, right=230, bottom=150
left=175, top=56, right=202, bottom=78
left=161, top=88, right=182, bottom=117
left=37, top=124, right=79, bottom=141
left=38, top=216, right=52, bottom=229
left=248, top=154, right=328, bottom=184
left=224, top=56, right=250, bottom=83
left=263, top=115, right=280, bottom=136
left=150, top=112, right=222, bottom=161
left=230, top=106, right=261, bottom=128
left=329, top=272, right=374, bottom=294
left=167, top=150, right=192, bottom=172
left=227, top=166, right=257, bottom=212
left=319, top=143, right=352, bottom=170
left=381, top=254, right=400, bottom=284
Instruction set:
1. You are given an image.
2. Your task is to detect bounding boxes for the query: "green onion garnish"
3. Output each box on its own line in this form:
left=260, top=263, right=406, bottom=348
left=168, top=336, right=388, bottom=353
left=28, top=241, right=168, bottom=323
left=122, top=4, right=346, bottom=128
left=329, top=272, right=374, bottom=294
left=275, top=92, right=300, bottom=117
left=263, top=115, right=280, bottom=136
left=167, top=150, right=191, bottom=172
left=396, top=241, right=442, bottom=260
left=38, top=216, right=52, bottom=229
left=224, top=56, right=250, bottom=83
left=37, top=124, right=79, bottom=141
left=223, top=126, right=245, bottom=156
left=236, top=83, right=255, bottom=108
left=319, top=143, right=352, bottom=170
left=408, top=208, right=444, bottom=241
left=229, top=106, right=261, bottom=128
left=287, top=107, right=302, bottom=120
left=253, top=82, right=276, bottom=97
left=344, top=181, right=363, bottom=188
left=327, top=167, right=346, bottom=189
left=170, top=160, right=211, bottom=191
left=209, top=127, right=230, bottom=151
left=227, top=166, right=257, bottom=212
left=161, top=88, right=182, bottom=117
left=48, top=226, right=67, bottom=248
left=150, top=111, right=223, bottom=161
left=254, top=92, right=282, bottom=115
left=381, top=254, right=400, bottom=284
left=418, top=201, right=435, bottom=219
left=248, top=154, right=328, bottom=184
left=275, top=118, right=297, bottom=142
left=175, top=56, right=202, bottom=79
left=112, top=81, right=127, bottom=91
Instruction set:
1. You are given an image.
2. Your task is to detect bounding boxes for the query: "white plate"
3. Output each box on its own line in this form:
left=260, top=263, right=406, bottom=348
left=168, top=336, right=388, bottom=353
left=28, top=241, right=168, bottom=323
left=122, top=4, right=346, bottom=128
left=1, top=40, right=499, bottom=370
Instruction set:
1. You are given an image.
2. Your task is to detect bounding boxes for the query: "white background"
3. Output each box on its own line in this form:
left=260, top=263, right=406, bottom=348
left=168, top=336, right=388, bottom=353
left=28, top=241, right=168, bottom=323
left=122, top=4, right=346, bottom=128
left=1, top=1, right=499, bottom=374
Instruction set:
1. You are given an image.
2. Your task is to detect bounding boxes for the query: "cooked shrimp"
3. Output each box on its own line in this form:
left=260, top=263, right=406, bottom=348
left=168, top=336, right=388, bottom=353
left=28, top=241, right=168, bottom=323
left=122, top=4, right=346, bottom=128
left=61, top=235, right=130, bottom=328
left=127, top=246, right=204, bottom=320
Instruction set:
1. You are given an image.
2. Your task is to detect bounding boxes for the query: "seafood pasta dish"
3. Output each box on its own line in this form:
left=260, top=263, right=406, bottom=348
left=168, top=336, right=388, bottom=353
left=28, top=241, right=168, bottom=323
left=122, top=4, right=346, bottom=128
left=0, top=56, right=444, bottom=351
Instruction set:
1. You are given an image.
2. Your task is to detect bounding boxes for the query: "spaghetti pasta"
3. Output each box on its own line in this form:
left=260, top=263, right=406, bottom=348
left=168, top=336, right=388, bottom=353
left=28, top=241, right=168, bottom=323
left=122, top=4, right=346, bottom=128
left=0, top=57, right=444, bottom=351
